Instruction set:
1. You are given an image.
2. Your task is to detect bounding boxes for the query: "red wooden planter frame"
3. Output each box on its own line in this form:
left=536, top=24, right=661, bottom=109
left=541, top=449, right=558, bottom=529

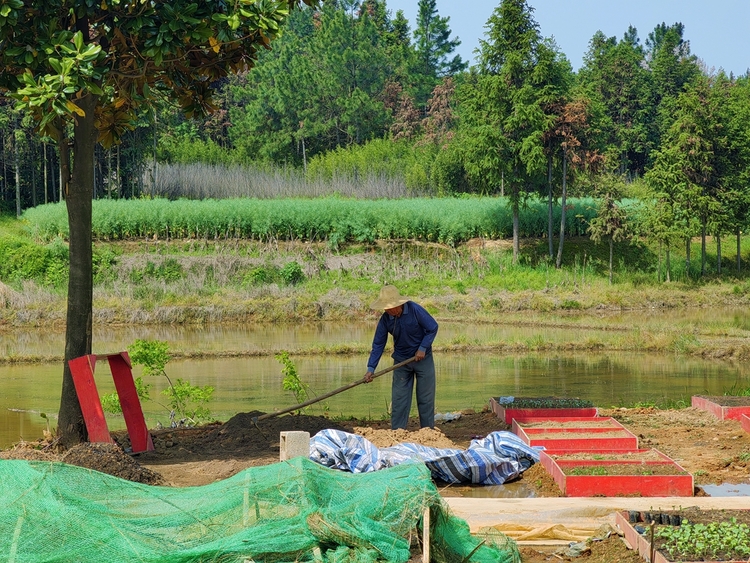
left=512, top=417, right=639, bottom=450
left=489, top=397, right=597, bottom=424
left=542, top=449, right=693, bottom=497
left=742, top=414, right=750, bottom=434
left=692, top=395, right=750, bottom=421
left=69, top=352, right=154, bottom=453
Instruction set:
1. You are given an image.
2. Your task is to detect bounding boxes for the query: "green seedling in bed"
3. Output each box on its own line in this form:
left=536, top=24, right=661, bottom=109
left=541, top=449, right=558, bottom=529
left=655, top=518, right=750, bottom=561
left=500, top=397, right=594, bottom=409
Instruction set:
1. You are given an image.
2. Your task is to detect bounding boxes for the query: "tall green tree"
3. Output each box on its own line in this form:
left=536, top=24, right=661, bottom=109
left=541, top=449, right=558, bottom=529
left=459, top=0, right=554, bottom=263
left=578, top=27, right=654, bottom=177
left=230, top=2, right=401, bottom=163
left=645, top=22, right=701, bottom=146
left=0, top=0, right=312, bottom=446
left=646, top=74, right=729, bottom=277
left=413, top=0, right=466, bottom=102
left=588, top=177, right=631, bottom=283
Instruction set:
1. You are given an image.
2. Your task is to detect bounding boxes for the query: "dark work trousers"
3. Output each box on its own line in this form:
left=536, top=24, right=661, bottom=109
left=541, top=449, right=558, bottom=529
left=390, top=354, right=435, bottom=430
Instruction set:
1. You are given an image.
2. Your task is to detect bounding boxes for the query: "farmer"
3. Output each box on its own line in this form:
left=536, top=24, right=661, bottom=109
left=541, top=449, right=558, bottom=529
left=364, top=285, right=439, bottom=430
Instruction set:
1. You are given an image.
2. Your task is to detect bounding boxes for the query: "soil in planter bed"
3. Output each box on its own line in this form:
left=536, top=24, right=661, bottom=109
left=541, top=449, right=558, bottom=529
left=550, top=451, right=666, bottom=462
left=531, top=430, right=632, bottom=439
left=563, top=463, right=687, bottom=476
left=519, top=420, right=616, bottom=428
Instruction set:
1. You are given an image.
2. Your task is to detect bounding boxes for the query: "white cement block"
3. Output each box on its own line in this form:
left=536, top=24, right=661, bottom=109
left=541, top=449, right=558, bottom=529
left=280, top=430, right=310, bottom=461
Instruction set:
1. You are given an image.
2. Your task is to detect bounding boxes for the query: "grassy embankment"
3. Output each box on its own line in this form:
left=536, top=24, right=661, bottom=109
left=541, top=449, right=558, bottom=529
left=3, top=200, right=750, bottom=365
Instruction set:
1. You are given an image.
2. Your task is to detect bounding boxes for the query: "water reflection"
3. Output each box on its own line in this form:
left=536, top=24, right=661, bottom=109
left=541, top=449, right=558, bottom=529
left=701, top=483, right=750, bottom=497
left=1, top=321, right=750, bottom=449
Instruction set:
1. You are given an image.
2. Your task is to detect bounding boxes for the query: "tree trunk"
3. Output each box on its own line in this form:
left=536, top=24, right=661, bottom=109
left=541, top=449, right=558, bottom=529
left=716, top=234, right=721, bottom=275
left=512, top=198, right=519, bottom=265
left=666, top=246, right=671, bottom=282
left=658, top=241, right=662, bottom=283
left=555, top=153, right=567, bottom=269
left=44, top=142, right=49, bottom=205
left=547, top=156, right=553, bottom=259
left=57, top=95, right=97, bottom=447
left=737, top=228, right=742, bottom=274
left=700, top=221, right=706, bottom=276
left=14, top=130, right=21, bottom=218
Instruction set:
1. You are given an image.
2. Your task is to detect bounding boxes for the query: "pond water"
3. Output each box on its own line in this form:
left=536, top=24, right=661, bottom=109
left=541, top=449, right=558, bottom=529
left=3, top=320, right=750, bottom=450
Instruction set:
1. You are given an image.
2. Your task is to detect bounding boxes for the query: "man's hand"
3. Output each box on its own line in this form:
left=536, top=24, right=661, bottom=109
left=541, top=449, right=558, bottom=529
left=364, top=371, right=374, bottom=383
left=415, top=350, right=425, bottom=361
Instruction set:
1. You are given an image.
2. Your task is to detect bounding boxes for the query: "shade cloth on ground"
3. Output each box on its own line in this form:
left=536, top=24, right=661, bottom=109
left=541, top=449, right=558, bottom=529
left=309, top=429, right=541, bottom=485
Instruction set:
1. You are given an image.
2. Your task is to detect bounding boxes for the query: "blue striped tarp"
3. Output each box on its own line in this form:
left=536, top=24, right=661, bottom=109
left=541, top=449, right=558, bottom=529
left=309, top=429, right=541, bottom=485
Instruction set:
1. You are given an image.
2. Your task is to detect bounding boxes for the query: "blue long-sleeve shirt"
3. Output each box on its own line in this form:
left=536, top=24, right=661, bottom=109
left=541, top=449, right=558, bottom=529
left=366, top=301, right=439, bottom=372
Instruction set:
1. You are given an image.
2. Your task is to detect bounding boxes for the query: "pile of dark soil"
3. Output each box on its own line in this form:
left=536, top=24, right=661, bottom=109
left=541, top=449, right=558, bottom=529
left=202, top=411, right=349, bottom=453
left=61, top=442, right=165, bottom=485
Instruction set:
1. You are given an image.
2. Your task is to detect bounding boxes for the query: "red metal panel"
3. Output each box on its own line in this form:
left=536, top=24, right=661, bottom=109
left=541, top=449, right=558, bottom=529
left=107, top=352, right=154, bottom=453
left=68, top=355, right=113, bottom=444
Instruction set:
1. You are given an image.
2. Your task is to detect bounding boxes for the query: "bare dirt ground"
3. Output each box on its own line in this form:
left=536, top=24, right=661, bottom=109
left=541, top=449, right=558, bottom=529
left=3, top=406, right=749, bottom=563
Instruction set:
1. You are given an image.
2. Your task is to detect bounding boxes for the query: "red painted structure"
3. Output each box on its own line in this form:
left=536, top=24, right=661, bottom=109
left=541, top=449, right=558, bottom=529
left=69, top=352, right=154, bottom=453
left=489, top=397, right=597, bottom=424
left=512, top=417, right=639, bottom=450
left=742, top=414, right=750, bottom=434
left=541, top=449, right=693, bottom=497
left=692, top=395, right=750, bottom=421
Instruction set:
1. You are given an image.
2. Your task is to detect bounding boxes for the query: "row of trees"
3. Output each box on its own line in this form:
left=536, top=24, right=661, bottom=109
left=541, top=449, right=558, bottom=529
left=161, top=0, right=748, bottom=276
left=4, top=2, right=749, bottom=269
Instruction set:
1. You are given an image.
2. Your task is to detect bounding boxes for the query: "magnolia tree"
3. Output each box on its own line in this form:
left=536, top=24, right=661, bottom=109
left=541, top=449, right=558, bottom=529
left=0, top=0, right=313, bottom=445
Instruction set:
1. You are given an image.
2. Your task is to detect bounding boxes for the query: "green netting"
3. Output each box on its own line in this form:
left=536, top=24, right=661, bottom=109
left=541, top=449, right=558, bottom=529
left=0, top=457, right=519, bottom=563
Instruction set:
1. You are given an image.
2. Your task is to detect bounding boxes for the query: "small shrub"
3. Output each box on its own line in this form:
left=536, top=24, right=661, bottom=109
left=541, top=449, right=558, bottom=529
left=280, top=261, right=305, bottom=285
left=128, top=339, right=214, bottom=425
left=276, top=351, right=309, bottom=409
left=244, top=266, right=274, bottom=286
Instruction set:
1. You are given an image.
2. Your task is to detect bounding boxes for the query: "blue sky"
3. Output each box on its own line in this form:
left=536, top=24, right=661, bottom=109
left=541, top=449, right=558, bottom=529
left=385, top=0, right=750, bottom=76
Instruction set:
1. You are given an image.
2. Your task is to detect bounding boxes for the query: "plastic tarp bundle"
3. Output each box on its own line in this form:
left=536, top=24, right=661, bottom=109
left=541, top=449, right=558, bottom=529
left=309, top=430, right=540, bottom=485
left=0, top=457, right=519, bottom=563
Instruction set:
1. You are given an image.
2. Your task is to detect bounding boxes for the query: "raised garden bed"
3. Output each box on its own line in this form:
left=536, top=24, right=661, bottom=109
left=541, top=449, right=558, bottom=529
left=540, top=449, right=693, bottom=497
left=616, top=508, right=750, bottom=562
left=512, top=417, right=638, bottom=450
left=692, top=395, right=750, bottom=421
left=490, top=396, right=597, bottom=424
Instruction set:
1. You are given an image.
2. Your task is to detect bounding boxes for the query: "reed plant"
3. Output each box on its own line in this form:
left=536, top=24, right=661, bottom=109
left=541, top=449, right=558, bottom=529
left=23, top=197, right=599, bottom=247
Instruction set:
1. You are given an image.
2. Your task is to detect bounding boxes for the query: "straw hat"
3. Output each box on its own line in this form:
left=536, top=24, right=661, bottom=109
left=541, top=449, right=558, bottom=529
left=370, top=285, right=409, bottom=310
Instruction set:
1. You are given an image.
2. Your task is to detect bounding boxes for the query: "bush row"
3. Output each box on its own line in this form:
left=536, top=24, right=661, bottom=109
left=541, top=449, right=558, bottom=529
left=23, top=197, right=602, bottom=246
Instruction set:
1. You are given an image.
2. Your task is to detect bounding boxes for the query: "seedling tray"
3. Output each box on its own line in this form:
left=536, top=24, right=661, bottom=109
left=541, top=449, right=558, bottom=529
left=512, top=417, right=638, bottom=450
left=542, top=449, right=693, bottom=497
left=692, top=395, right=750, bottom=421
left=489, top=397, right=597, bottom=424
left=616, top=510, right=746, bottom=563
